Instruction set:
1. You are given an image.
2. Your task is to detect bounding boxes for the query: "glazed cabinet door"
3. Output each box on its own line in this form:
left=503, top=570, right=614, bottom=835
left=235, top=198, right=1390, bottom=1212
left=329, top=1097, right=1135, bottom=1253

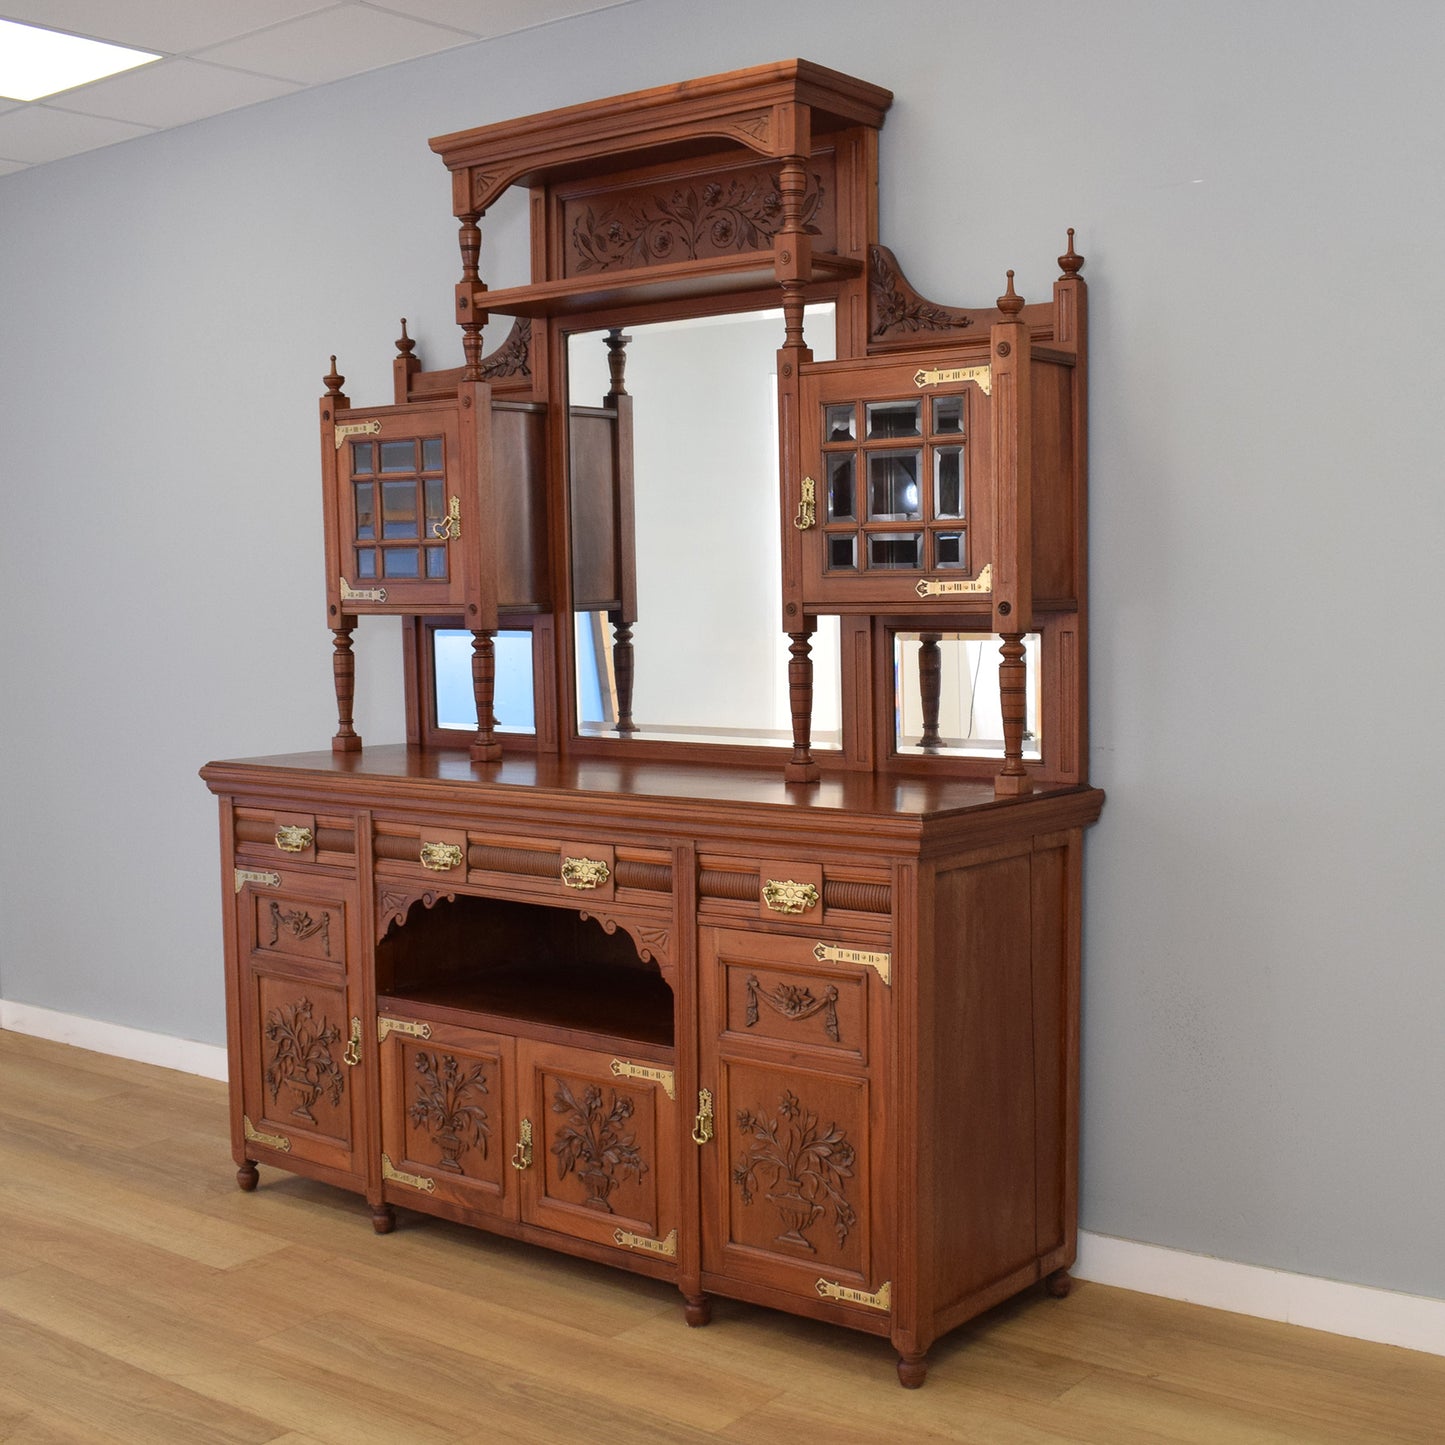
left=235, top=873, right=364, bottom=1184
left=698, top=928, right=893, bottom=1317
left=377, top=1016, right=517, bottom=1221
left=514, top=1038, right=680, bottom=1267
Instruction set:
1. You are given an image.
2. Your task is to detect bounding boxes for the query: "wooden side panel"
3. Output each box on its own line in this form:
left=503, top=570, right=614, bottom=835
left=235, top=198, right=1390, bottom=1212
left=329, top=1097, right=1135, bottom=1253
left=1029, top=837, right=1069, bottom=1258
left=492, top=403, right=549, bottom=610
left=569, top=408, right=624, bottom=610
left=927, top=846, right=1038, bottom=1314
left=1030, top=360, right=1077, bottom=608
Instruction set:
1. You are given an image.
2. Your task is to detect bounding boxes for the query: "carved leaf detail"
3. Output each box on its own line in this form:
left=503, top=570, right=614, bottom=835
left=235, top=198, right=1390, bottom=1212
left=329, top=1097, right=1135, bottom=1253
left=550, top=1079, right=647, bottom=1212
left=407, top=1050, right=490, bottom=1173
left=479, top=318, right=531, bottom=380
left=263, top=998, right=344, bottom=1124
left=869, top=246, right=972, bottom=337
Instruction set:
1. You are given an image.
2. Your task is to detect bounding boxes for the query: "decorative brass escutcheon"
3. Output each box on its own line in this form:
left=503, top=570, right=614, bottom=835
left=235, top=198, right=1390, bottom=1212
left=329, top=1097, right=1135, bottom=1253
left=610, top=1058, right=676, bottom=1100
left=915, top=562, right=993, bottom=598
left=381, top=1153, right=436, bottom=1193
left=431, top=495, right=461, bottom=541
left=913, top=363, right=992, bottom=395
left=274, top=825, right=314, bottom=854
left=419, top=841, right=464, bottom=872
left=376, top=1015, right=432, bottom=1044
left=793, top=475, right=817, bottom=530
left=243, top=1115, right=291, bottom=1153
left=813, top=941, right=892, bottom=985
left=342, top=1016, right=362, bottom=1067
left=561, top=856, right=610, bottom=890
left=511, top=1118, right=534, bottom=1170
left=692, top=1088, right=714, bottom=1146
left=762, top=878, right=821, bottom=915
left=816, top=1277, right=892, bottom=1311
left=613, top=1228, right=678, bottom=1258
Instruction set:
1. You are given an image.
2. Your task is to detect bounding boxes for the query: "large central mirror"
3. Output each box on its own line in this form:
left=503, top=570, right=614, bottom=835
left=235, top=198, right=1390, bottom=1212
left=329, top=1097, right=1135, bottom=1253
left=567, top=305, right=840, bottom=750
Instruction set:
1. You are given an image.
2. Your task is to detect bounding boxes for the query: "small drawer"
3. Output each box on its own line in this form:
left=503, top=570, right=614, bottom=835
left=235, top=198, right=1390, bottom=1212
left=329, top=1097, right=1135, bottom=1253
left=233, top=808, right=356, bottom=873
left=697, top=853, right=892, bottom=938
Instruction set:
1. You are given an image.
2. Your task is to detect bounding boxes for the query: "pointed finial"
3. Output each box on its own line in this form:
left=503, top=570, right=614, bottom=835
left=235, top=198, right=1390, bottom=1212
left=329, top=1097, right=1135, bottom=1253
left=997, top=270, right=1024, bottom=316
left=323, top=355, right=344, bottom=395
left=395, top=318, right=416, bottom=359
left=1058, top=228, right=1084, bottom=277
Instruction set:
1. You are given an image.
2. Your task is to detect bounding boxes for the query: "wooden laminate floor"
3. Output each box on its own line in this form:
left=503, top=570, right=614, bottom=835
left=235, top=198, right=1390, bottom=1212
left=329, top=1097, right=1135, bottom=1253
left=2, top=1029, right=1443, bottom=1444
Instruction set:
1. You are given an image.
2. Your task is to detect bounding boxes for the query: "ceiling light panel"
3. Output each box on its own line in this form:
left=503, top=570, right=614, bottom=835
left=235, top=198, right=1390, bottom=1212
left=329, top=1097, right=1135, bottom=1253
left=0, top=18, right=160, bottom=102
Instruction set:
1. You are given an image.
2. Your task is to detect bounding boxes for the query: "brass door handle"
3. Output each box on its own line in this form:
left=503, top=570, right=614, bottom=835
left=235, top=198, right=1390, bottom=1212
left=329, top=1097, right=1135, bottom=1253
left=342, top=1017, right=361, bottom=1067
left=511, top=1118, right=534, bottom=1170
left=692, top=1088, right=714, bottom=1146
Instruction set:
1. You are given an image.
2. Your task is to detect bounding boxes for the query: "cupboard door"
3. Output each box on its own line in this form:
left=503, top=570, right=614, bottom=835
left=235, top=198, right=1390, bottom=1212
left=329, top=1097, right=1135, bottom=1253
left=515, top=1039, right=679, bottom=1265
left=699, top=928, right=892, bottom=1313
left=378, top=1018, right=516, bottom=1220
left=236, top=877, right=363, bottom=1182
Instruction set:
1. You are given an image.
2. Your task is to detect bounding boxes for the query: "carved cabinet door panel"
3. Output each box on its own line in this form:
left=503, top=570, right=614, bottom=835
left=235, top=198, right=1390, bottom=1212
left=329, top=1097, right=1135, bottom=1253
left=236, top=875, right=363, bottom=1181
left=378, top=1018, right=516, bottom=1220
left=514, top=1038, right=679, bottom=1267
left=698, top=928, right=892, bottom=1315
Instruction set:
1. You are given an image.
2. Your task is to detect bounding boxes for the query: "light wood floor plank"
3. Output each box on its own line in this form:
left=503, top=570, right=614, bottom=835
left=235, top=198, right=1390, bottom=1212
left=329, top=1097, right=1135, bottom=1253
left=3, top=1028, right=1443, bottom=1444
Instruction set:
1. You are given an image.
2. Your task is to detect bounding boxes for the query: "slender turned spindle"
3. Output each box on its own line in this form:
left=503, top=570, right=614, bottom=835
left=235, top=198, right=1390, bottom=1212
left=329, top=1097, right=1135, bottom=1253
left=785, top=631, right=820, bottom=782
left=918, top=632, right=943, bottom=751
left=469, top=629, right=502, bottom=762
left=610, top=616, right=637, bottom=734
left=330, top=625, right=362, bottom=753
left=604, top=327, right=631, bottom=396
left=777, top=156, right=811, bottom=351
left=458, top=211, right=486, bottom=381
left=996, top=633, right=1032, bottom=794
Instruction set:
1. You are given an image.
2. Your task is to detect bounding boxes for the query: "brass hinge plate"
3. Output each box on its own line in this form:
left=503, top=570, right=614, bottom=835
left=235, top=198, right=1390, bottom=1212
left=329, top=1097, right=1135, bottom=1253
left=610, top=1058, right=675, bottom=1100
left=915, top=562, right=992, bottom=598
left=334, top=418, right=381, bottom=448
left=813, top=941, right=892, bottom=985
left=377, top=1016, right=433, bottom=1044
left=816, top=1277, right=891, bottom=1312
left=913, top=364, right=991, bottom=395
left=613, top=1227, right=677, bottom=1258
left=243, top=1115, right=291, bottom=1153
left=234, top=868, right=282, bottom=893
left=381, top=1153, right=436, bottom=1193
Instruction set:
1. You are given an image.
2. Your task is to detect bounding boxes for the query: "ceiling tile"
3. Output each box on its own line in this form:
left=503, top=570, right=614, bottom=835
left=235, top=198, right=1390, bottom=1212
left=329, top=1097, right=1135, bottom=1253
left=0, top=155, right=29, bottom=173
left=0, top=103, right=152, bottom=163
left=194, top=5, right=472, bottom=86
left=52, top=57, right=302, bottom=129
left=0, top=1, right=337, bottom=53
left=368, top=0, right=631, bottom=38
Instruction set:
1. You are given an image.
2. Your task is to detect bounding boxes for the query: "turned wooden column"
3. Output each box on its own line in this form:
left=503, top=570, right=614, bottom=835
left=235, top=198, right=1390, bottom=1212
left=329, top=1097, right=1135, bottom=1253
left=610, top=615, right=637, bottom=735
left=469, top=629, right=502, bottom=762
left=785, top=630, right=820, bottom=783
left=457, top=210, right=487, bottom=381
left=917, top=633, right=943, bottom=751
left=996, top=633, right=1030, bottom=789
left=330, top=624, right=362, bottom=753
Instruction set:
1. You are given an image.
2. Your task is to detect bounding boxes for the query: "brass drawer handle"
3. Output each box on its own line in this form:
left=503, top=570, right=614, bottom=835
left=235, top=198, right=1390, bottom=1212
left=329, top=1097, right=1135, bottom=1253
left=692, top=1088, right=714, bottom=1146
left=342, top=1017, right=361, bottom=1067
left=419, top=841, right=464, bottom=872
left=762, top=878, right=820, bottom=915
left=511, top=1118, right=534, bottom=1170
left=561, top=856, right=610, bottom=890
left=274, top=825, right=313, bottom=853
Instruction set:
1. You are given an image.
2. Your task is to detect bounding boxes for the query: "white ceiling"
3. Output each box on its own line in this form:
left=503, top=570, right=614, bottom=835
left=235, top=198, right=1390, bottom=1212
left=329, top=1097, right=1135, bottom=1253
left=0, top=1, right=635, bottom=175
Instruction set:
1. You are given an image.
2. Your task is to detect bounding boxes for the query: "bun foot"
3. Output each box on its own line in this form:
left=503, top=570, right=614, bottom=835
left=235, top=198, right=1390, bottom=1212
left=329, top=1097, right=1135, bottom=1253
left=1045, top=1268, right=1073, bottom=1299
left=896, top=1353, right=928, bottom=1388
left=683, top=1294, right=712, bottom=1327
left=236, top=1161, right=259, bottom=1192
left=371, top=1204, right=396, bottom=1235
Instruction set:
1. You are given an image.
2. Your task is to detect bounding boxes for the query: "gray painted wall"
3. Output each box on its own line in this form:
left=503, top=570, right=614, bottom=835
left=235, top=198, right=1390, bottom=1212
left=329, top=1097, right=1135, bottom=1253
left=3, top=0, right=1443, bottom=1301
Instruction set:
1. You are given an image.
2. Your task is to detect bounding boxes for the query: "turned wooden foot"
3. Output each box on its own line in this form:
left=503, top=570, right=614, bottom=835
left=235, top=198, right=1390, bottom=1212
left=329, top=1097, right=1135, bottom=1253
left=1045, top=1268, right=1073, bottom=1299
left=371, top=1204, right=396, bottom=1234
left=683, top=1294, right=712, bottom=1327
left=896, top=1352, right=928, bottom=1388
left=236, top=1160, right=259, bottom=1192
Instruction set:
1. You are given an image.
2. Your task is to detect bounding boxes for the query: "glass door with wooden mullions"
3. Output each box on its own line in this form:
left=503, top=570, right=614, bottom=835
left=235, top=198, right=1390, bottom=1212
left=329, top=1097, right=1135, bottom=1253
left=325, top=403, right=469, bottom=611
left=798, top=354, right=994, bottom=611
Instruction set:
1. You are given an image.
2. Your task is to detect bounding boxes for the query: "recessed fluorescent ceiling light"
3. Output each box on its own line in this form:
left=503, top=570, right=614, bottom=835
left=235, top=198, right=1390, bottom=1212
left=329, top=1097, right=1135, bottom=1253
left=0, top=18, right=159, bottom=102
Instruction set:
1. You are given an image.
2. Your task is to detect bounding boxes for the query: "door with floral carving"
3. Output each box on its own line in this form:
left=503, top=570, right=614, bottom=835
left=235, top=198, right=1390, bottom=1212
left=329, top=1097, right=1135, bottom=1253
left=514, top=1038, right=679, bottom=1268
left=697, top=928, right=892, bottom=1316
left=236, top=873, right=364, bottom=1183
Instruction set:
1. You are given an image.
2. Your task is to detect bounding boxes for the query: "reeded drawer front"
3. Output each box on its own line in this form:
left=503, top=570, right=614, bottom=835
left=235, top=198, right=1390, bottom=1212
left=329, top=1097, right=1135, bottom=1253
left=697, top=852, right=892, bottom=939
left=233, top=808, right=357, bottom=873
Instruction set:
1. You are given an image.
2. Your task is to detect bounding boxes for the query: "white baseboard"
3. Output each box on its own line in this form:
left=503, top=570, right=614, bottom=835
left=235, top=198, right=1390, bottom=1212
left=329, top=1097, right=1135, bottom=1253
left=3, top=1000, right=1441, bottom=1359
left=1077, top=1229, right=1445, bottom=1358
left=0, top=1000, right=228, bottom=1082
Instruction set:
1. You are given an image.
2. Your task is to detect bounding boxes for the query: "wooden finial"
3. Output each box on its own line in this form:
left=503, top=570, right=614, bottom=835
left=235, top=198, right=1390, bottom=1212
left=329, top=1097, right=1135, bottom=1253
left=395, top=318, right=416, bottom=360
left=323, top=356, right=344, bottom=395
left=997, top=270, right=1024, bottom=316
left=1058, top=228, right=1084, bottom=277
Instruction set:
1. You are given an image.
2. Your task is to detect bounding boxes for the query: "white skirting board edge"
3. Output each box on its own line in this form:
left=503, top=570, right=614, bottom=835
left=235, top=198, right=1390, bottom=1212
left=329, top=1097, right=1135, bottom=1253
left=0, top=1000, right=229, bottom=1082
left=3, top=1000, right=1441, bottom=1358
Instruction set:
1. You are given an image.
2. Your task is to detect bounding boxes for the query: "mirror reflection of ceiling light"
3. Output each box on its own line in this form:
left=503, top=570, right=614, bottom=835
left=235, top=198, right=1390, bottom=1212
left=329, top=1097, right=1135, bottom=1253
left=0, top=18, right=160, bottom=102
